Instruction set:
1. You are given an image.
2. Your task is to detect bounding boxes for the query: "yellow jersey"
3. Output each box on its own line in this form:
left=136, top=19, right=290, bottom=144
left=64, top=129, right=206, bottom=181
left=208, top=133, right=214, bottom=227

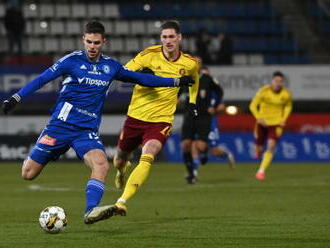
left=249, top=85, right=293, bottom=126
left=125, top=45, right=199, bottom=124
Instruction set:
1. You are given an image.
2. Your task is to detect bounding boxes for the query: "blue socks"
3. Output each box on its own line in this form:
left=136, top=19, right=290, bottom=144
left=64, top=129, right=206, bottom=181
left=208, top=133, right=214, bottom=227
left=85, top=178, right=105, bottom=213
left=192, top=157, right=200, bottom=174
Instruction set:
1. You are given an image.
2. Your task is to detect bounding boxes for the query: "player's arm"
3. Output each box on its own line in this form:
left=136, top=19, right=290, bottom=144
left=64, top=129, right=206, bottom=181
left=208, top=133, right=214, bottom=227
left=115, top=65, right=194, bottom=88
left=125, top=55, right=144, bottom=71
left=122, top=53, right=194, bottom=87
left=185, top=61, right=200, bottom=117
left=188, top=63, right=200, bottom=105
left=280, top=92, right=293, bottom=126
left=249, top=89, right=266, bottom=125
left=2, top=61, right=68, bottom=114
left=210, top=77, right=224, bottom=109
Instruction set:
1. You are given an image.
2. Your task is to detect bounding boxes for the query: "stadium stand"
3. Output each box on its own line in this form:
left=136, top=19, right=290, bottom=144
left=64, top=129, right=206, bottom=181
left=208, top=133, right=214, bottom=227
left=1, top=0, right=329, bottom=65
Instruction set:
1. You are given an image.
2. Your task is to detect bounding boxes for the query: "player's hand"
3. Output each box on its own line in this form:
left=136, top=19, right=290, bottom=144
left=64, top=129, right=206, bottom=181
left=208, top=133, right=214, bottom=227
left=175, top=76, right=195, bottom=87
left=2, top=94, right=21, bottom=114
left=207, top=107, right=216, bottom=115
left=187, top=103, right=198, bottom=118
left=138, top=67, right=154, bottom=75
left=216, top=103, right=226, bottom=113
left=279, top=121, right=286, bottom=127
left=257, top=119, right=267, bottom=127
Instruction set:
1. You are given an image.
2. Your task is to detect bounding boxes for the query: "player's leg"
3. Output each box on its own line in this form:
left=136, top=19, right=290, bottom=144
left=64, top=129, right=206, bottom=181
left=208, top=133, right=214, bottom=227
left=113, top=118, right=142, bottom=189
left=208, top=116, right=235, bottom=168
left=191, top=139, right=208, bottom=181
left=82, top=149, right=110, bottom=223
left=210, top=146, right=236, bottom=168
left=256, top=126, right=282, bottom=180
left=87, top=120, right=171, bottom=220
left=181, top=115, right=195, bottom=180
left=21, top=125, right=70, bottom=180
left=259, top=139, right=276, bottom=171
left=84, top=149, right=109, bottom=181
left=253, top=123, right=265, bottom=159
left=181, top=138, right=194, bottom=181
left=21, top=158, right=44, bottom=180
left=113, top=148, right=132, bottom=189
left=83, top=148, right=127, bottom=223
left=71, top=131, right=110, bottom=224
left=117, top=139, right=161, bottom=204
left=115, top=121, right=172, bottom=212
left=189, top=116, right=211, bottom=182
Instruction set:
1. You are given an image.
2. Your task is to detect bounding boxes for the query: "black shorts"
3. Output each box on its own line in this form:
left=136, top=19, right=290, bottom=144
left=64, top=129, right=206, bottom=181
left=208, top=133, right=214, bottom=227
left=181, top=114, right=212, bottom=142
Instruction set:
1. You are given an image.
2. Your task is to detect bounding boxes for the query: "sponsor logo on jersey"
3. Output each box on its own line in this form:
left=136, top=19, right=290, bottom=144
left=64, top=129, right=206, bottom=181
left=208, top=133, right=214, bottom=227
left=88, top=65, right=101, bottom=75
left=77, top=77, right=110, bottom=87
left=39, top=135, right=57, bottom=146
left=80, top=64, right=87, bottom=70
left=75, top=107, right=98, bottom=118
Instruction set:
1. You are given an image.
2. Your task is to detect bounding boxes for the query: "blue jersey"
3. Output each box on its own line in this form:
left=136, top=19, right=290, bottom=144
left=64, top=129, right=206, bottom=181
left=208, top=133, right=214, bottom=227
left=16, top=50, right=177, bottom=130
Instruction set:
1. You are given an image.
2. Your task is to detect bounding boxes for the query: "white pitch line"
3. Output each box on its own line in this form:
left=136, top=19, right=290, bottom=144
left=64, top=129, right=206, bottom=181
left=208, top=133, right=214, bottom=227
left=26, top=183, right=224, bottom=193
left=27, top=184, right=82, bottom=192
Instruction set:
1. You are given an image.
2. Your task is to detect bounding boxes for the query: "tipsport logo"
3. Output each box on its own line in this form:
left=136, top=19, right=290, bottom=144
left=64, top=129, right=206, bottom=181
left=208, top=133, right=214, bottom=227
left=77, top=77, right=110, bottom=87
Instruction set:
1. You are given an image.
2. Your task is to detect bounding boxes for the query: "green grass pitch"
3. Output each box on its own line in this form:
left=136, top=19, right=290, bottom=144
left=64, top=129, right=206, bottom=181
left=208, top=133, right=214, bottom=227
left=0, top=161, right=329, bottom=248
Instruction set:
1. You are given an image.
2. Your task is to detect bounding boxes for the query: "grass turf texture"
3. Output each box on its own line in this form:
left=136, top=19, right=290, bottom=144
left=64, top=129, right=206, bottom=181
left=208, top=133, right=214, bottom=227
left=0, top=162, right=329, bottom=248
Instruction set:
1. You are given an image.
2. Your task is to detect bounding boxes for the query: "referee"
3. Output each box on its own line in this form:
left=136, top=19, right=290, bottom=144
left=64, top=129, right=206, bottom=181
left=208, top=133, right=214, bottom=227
left=180, top=66, right=224, bottom=184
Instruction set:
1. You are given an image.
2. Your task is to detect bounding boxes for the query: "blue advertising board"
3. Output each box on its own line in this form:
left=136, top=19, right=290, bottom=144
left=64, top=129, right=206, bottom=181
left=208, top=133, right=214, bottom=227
left=163, top=133, right=330, bottom=162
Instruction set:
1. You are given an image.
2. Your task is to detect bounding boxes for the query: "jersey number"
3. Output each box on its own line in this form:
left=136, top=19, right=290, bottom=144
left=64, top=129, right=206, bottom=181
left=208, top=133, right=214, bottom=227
left=160, top=126, right=172, bottom=137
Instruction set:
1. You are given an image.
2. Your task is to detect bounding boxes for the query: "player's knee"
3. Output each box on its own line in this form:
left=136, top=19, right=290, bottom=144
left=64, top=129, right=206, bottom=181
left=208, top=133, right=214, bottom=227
left=196, top=141, right=207, bottom=152
left=95, top=161, right=109, bottom=173
left=181, top=140, right=192, bottom=152
left=21, top=168, right=36, bottom=180
left=211, top=148, right=223, bottom=157
left=267, top=140, right=277, bottom=152
left=89, top=160, right=109, bottom=182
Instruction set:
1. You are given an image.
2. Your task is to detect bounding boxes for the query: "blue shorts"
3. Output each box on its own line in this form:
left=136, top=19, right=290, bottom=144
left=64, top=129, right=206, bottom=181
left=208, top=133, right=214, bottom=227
left=29, top=123, right=105, bottom=165
left=208, top=116, right=220, bottom=148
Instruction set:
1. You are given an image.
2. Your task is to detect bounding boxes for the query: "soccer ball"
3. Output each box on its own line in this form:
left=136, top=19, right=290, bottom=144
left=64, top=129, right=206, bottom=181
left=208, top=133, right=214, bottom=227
left=39, top=206, right=67, bottom=234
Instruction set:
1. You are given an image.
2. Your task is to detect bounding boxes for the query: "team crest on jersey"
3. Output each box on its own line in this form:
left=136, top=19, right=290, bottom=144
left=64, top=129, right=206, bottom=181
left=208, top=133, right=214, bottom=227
left=179, top=68, right=186, bottom=75
left=39, top=135, right=57, bottom=146
left=102, top=65, right=110, bottom=74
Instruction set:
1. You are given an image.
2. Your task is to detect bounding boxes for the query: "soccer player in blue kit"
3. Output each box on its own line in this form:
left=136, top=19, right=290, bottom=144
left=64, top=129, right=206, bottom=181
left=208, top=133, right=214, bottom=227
left=1, top=21, right=194, bottom=224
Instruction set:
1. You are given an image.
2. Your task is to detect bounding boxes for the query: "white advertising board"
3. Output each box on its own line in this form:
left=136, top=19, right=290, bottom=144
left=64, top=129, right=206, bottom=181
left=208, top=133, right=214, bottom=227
left=209, top=65, right=330, bottom=100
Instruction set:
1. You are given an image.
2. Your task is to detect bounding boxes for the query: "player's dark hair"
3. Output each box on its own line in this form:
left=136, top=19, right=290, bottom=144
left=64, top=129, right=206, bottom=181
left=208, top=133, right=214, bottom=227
left=161, top=20, right=181, bottom=34
left=84, top=20, right=105, bottom=38
left=273, top=71, right=284, bottom=78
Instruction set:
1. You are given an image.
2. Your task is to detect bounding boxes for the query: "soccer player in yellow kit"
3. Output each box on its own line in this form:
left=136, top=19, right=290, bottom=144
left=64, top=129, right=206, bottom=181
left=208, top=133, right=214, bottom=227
left=249, top=71, right=292, bottom=181
left=89, top=20, right=200, bottom=221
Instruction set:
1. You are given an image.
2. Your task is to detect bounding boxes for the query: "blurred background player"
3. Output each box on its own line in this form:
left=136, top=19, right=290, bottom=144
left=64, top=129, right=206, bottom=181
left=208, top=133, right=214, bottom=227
left=1, top=20, right=194, bottom=224
left=181, top=66, right=235, bottom=184
left=91, top=20, right=199, bottom=221
left=249, top=71, right=293, bottom=181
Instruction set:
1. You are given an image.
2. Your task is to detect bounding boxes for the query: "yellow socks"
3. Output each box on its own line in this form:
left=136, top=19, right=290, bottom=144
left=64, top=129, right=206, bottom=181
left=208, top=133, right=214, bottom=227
left=258, top=151, right=274, bottom=172
left=120, top=154, right=154, bottom=202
